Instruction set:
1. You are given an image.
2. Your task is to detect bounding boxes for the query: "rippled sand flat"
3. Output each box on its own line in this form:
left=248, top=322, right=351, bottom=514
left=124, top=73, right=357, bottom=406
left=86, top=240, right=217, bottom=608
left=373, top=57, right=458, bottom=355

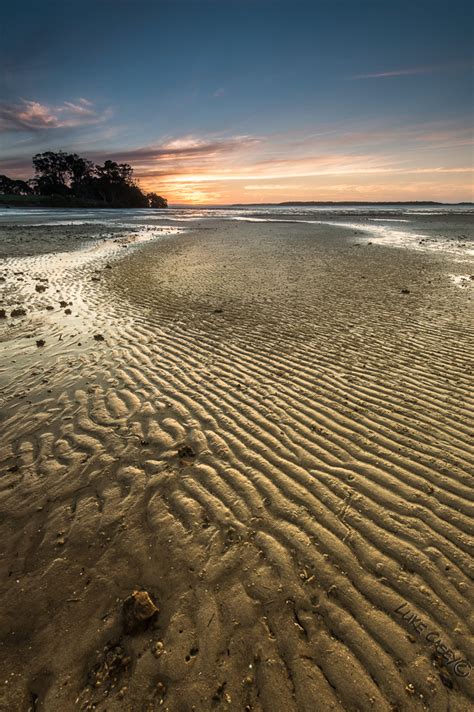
left=0, top=218, right=473, bottom=711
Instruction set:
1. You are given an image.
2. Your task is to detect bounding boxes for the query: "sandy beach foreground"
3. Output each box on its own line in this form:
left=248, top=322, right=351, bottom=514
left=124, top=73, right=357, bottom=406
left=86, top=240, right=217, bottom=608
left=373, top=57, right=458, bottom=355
left=0, top=216, right=473, bottom=711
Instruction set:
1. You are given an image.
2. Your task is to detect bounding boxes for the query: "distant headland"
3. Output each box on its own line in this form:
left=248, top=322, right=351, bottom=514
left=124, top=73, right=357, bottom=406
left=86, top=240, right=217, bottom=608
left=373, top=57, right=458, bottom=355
left=0, top=151, right=167, bottom=209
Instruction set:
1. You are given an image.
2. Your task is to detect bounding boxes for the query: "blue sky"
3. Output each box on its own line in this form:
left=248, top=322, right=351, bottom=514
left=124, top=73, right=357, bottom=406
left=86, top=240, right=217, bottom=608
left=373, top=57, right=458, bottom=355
left=1, top=0, right=472, bottom=203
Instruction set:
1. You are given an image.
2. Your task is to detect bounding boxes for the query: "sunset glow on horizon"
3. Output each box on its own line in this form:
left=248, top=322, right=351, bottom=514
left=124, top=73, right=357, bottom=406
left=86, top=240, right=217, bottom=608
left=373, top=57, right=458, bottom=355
left=134, top=122, right=474, bottom=204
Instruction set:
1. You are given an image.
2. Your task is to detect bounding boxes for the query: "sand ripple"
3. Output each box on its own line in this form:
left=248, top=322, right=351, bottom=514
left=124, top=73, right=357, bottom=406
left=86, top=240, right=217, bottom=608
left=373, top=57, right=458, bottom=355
left=0, top=220, right=473, bottom=711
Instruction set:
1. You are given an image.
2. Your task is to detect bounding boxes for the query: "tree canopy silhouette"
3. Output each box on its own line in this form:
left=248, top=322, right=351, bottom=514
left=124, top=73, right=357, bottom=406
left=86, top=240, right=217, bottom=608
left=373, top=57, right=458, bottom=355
left=0, top=151, right=167, bottom=208
left=0, top=175, right=33, bottom=196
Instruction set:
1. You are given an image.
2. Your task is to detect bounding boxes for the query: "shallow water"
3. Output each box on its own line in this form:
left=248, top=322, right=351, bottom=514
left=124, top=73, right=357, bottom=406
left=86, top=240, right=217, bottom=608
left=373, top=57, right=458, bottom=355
left=1, top=203, right=472, bottom=256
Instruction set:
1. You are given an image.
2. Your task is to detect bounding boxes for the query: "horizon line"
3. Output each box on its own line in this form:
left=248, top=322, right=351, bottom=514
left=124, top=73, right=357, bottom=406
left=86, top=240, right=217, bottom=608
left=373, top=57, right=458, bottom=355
left=166, top=199, right=474, bottom=207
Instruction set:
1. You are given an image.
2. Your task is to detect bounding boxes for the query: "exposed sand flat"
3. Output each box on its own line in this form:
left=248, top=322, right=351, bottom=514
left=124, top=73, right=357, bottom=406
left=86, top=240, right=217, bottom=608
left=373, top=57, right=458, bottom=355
left=0, top=218, right=473, bottom=711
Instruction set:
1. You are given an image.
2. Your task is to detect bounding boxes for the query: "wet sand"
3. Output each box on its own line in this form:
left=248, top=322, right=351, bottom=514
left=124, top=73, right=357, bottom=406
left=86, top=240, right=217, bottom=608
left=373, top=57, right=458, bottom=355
left=0, top=218, right=473, bottom=711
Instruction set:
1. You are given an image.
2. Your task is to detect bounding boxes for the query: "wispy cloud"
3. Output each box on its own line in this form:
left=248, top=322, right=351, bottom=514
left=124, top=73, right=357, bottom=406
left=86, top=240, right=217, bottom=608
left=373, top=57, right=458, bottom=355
left=0, top=98, right=112, bottom=132
left=93, top=135, right=261, bottom=170
left=351, top=66, right=435, bottom=79
left=350, top=61, right=470, bottom=79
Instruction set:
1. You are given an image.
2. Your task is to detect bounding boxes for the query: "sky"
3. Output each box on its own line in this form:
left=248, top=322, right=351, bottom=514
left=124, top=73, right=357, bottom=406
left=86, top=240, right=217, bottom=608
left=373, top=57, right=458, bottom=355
left=0, top=0, right=473, bottom=204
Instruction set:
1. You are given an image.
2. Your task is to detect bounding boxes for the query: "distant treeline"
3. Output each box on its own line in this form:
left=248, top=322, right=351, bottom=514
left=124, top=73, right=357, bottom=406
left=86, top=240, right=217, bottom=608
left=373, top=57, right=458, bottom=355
left=0, top=151, right=167, bottom=208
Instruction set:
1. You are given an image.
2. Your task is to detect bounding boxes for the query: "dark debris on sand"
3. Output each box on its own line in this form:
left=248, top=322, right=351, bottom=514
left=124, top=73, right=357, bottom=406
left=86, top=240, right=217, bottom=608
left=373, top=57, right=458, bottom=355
left=11, top=307, right=27, bottom=318
left=122, top=590, right=159, bottom=634
left=177, top=444, right=196, bottom=460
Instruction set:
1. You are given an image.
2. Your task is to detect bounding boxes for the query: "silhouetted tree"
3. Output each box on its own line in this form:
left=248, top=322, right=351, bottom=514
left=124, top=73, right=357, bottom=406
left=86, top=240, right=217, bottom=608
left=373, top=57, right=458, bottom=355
left=0, top=175, right=33, bottom=195
left=94, top=160, right=149, bottom=206
left=69, top=155, right=95, bottom=197
left=147, top=192, right=168, bottom=208
left=1, top=151, right=167, bottom=208
left=33, top=151, right=74, bottom=195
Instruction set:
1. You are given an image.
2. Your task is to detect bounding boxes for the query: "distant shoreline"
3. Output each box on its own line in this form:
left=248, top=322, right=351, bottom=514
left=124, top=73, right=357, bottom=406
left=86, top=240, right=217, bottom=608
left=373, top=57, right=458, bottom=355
left=177, top=201, right=474, bottom=208
left=1, top=195, right=472, bottom=210
left=229, top=200, right=474, bottom=207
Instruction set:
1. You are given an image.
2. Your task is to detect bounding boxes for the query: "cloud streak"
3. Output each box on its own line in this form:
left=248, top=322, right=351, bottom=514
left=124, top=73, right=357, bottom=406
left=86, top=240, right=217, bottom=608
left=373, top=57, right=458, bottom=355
left=351, top=66, right=435, bottom=79
left=96, top=135, right=260, bottom=165
left=350, top=61, right=470, bottom=79
left=0, top=98, right=112, bottom=132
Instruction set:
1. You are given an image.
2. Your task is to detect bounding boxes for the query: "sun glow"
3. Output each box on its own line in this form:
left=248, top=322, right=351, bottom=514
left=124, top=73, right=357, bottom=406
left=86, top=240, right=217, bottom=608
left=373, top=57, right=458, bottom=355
left=132, top=123, right=474, bottom=204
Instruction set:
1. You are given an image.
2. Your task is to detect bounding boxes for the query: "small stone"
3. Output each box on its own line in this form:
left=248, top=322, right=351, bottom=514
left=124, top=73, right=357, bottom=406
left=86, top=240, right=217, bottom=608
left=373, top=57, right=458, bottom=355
left=36, top=339, right=45, bottom=348
left=35, top=284, right=47, bottom=292
left=401, top=289, right=411, bottom=294
left=153, top=641, right=164, bottom=658
left=122, top=590, right=158, bottom=633
left=94, top=334, right=105, bottom=341
left=0, top=309, right=6, bottom=319
left=64, top=308, right=72, bottom=315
